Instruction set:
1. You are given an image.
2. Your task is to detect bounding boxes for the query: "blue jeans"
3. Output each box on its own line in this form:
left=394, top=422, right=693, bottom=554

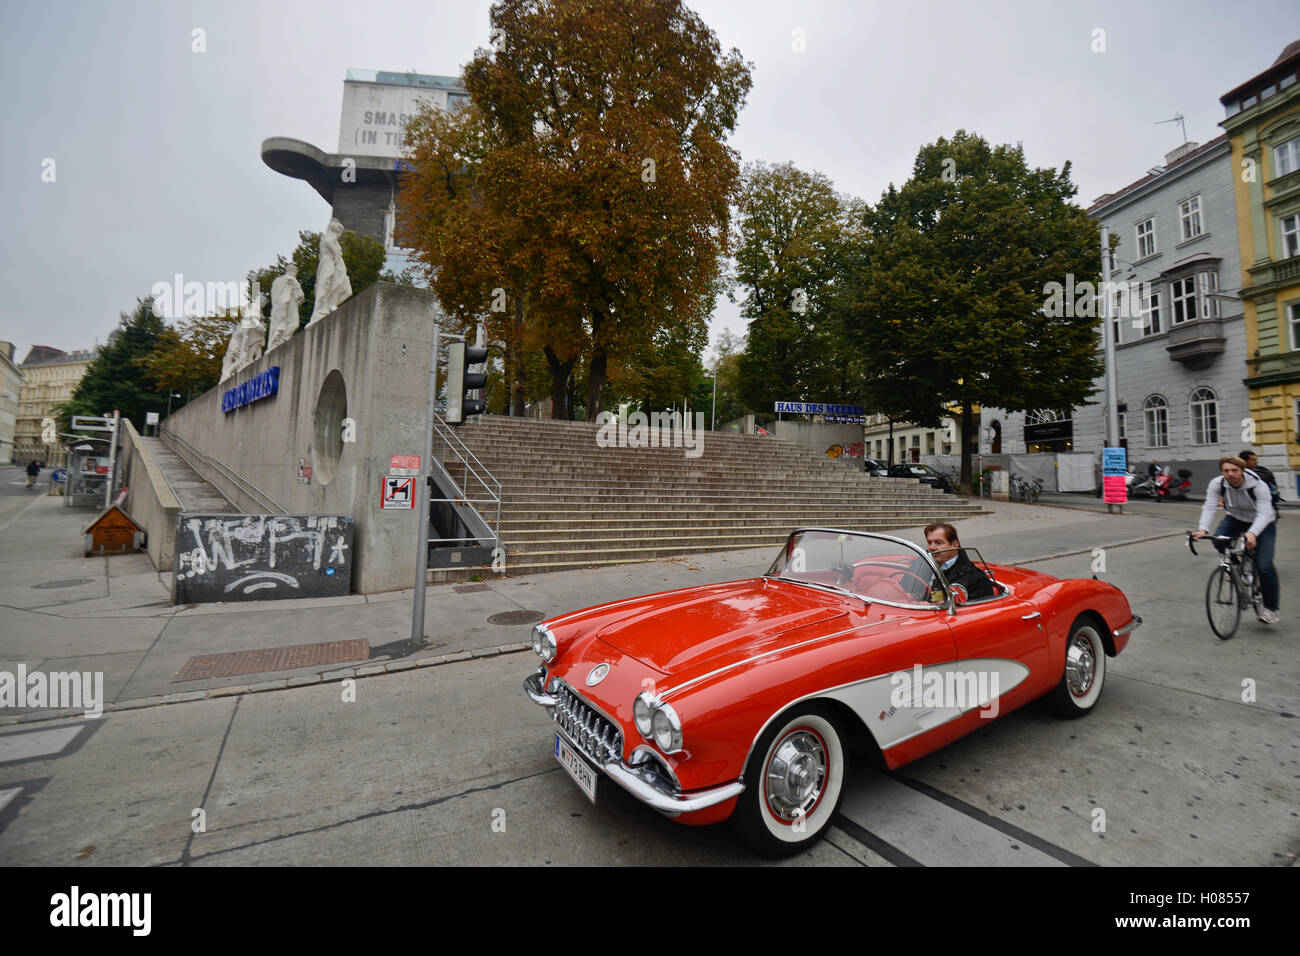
left=1214, top=516, right=1279, bottom=611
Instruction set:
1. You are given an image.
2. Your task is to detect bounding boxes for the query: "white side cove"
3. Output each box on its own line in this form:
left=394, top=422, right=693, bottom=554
left=824, top=659, right=1031, bottom=751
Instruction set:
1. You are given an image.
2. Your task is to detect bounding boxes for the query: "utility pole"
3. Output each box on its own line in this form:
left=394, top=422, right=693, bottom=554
left=1100, top=226, right=1123, bottom=514
left=411, top=323, right=440, bottom=646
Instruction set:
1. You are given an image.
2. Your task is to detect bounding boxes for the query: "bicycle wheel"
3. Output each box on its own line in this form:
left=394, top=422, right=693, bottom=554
left=1205, top=567, right=1240, bottom=640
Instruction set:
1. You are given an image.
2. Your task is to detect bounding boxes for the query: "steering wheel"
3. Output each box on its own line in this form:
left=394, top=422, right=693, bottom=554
left=886, top=568, right=937, bottom=597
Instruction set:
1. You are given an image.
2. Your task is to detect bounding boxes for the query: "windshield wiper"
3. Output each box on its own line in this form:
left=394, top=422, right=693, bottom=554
left=764, top=574, right=872, bottom=606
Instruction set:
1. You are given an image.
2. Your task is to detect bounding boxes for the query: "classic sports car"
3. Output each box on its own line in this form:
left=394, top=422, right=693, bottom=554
left=523, top=528, right=1140, bottom=856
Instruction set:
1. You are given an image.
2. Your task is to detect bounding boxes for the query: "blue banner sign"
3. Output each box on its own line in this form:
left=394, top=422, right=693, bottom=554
left=775, top=402, right=866, bottom=415
left=1102, top=447, right=1128, bottom=476
left=222, top=366, right=280, bottom=414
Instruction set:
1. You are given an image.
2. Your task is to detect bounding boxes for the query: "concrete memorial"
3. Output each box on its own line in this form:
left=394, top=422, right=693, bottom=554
left=219, top=322, right=246, bottom=383
left=173, top=514, right=354, bottom=603
left=239, top=289, right=267, bottom=368
left=307, top=219, right=352, bottom=326
left=267, top=264, right=304, bottom=352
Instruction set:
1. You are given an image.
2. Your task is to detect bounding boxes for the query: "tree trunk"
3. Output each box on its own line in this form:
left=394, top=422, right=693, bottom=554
left=543, top=346, right=573, bottom=420
left=511, top=297, right=526, bottom=417
left=585, top=348, right=608, bottom=422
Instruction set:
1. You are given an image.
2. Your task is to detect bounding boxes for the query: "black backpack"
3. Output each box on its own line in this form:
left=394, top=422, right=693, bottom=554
left=1243, top=469, right=1282, bottom=517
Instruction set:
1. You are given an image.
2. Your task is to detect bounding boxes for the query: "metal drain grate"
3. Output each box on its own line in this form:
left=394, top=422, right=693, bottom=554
left=173, top=639, right=370, bottom=682
left=454, top=584, right=491, bottom=594
left=487, top=610, right=545, bottom=626
left=32, top=578, right=96, bottom=589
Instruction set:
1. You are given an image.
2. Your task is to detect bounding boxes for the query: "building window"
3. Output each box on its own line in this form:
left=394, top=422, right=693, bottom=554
left=1179, top=196, right=1203, bottom=241
left=1289, top=301, right=1300, bottom=351
left=1140, top=288, right=1163, bottom=335
left=1198, top=271, right=1220, bottom=318
left=1275, top=137, right=1300, bottom=178
left=1282, top=214, right=1300, bottom=259
left=1136, top=218, right=1157, bottom=259
left=1118, top=411, right=1127, bottom=441
left=1171, top=276, right=1198, bottom=324
left=1144, top=396, right=1169, bottom=448
left=1190, top=387, right=1219, bottom=444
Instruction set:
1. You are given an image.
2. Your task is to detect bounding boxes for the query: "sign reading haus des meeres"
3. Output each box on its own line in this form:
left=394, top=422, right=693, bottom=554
left=337, top=73, right=468, bottom=158
left=222, top=366, right=280, bottom=414
left=775, top=402, right=866, bottom=418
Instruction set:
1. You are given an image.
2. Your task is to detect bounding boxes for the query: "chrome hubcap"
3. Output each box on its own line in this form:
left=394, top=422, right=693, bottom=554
left=766, top=730, right=826, bottom=821
left=1065, top=633, right=1096, bottom=697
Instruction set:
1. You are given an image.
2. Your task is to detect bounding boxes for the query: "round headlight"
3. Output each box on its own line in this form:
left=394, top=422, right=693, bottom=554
left=530, top=627, right=543, bottom=657
left=633, top=692, right=655, bottom=736
left=651, top=704, right=683, bottom=753
left=538, top=627, right=557, bottom=663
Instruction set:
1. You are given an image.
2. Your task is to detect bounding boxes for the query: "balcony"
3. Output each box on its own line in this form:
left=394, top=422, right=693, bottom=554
left=1165, top=317, right=1226, bottom=369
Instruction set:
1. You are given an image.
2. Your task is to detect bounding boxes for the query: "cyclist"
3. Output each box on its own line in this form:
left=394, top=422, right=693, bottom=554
left=1192, top=456, right=1278, bottom=624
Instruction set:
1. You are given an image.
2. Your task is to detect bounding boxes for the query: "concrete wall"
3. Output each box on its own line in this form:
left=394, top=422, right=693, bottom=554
left=165, top=283, right=442, bottom=593
left=119, top=420, right=182, bottom=571
left=770, top=421, right=865, bottom=461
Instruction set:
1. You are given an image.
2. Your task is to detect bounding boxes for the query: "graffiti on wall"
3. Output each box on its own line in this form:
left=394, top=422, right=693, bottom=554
left=173, top=514, right=354, bottom=603
left=825, top=442, right=865, bottom=459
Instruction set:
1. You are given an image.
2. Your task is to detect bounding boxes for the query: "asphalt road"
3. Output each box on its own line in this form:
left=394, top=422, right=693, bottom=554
left=0, top=496, right=1295, bottom=866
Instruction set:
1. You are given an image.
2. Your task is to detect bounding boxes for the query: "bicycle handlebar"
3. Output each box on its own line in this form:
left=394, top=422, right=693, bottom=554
left=1185, top=530, right=1242, bottom=556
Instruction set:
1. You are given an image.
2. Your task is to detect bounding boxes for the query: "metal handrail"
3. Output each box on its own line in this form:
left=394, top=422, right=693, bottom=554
left=430, top=415, right=501, bottom=550
left=159, top=424, right=287, bottom=515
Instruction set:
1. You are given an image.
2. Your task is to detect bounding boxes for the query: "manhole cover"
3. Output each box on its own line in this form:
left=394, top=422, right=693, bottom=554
left=32, top=578, right=96, bottom=589
left=487, top=610, right=545, bottom=626
left=173, top=639, right=370, bottom=682
left=454, top=584, right=491, bottom=594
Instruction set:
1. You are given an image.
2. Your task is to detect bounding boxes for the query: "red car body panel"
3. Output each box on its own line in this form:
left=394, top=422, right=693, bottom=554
left=531, top=537, right=1138, bottom=828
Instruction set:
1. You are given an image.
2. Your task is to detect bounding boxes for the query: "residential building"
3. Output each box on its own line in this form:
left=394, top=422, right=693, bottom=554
left=14, top=346, right=98, bottom=464
left=1067, top=134, right=1249, bottom=489
left=1220, top=38, right=1300, bottom=496
left=861, top=407, right=966, bottom=464
left=0, top=342, right=23, bottom=464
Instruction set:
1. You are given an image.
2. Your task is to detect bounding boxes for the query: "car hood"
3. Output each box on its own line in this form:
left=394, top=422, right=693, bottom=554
left=594, top=578, right=847, bottom=676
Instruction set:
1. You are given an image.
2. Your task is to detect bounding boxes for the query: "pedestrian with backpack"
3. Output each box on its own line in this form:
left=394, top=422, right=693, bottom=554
left=1241, top=450, right=1282, bottom=515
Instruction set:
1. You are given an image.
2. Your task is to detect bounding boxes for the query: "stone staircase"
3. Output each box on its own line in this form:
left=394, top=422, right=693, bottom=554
left=140, top=437, right=238, bottom=514
left=443, top=415, right=986, bottom=575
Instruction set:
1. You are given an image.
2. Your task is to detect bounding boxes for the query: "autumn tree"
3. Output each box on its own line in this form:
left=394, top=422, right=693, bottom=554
left=733, top=162, right=859, bottom=415
left=138, top=310, right=241, bottom=410
left=841, top=131, right=1103, bottom=489
left=401, top=0, right=752, bottom=421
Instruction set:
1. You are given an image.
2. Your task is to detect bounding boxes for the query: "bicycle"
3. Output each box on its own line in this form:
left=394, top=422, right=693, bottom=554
left=1186, top=531, right=1262, bottom=640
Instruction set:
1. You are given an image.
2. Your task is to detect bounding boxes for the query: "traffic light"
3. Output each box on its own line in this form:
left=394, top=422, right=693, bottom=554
left=445, top=341, right=489, bottom=424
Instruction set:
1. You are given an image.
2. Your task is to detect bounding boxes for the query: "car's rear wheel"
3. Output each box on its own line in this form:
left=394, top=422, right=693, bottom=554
left=731, top=705, right=846, bottom=858
left=1048, top=619, right=1107, bottom=717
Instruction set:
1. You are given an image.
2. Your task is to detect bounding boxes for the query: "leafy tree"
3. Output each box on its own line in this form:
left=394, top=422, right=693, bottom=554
left=248, top=228, right=388, bottom=334
left=138, top=310, right=241, bottom=409
left=841, top=131, right=1103, bottom=489
left=417, top=0, right=753, bottom=421
left=733, top=162, right=858, bottom=414
left=63, top=298, right=168, bottom=431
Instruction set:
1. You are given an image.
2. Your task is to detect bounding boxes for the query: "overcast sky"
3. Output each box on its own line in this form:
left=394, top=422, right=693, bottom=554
left=4, top=0, right=1299, bottom=365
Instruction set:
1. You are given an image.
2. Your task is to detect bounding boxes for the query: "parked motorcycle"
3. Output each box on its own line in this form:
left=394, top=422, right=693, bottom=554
left=1155, top=466, right=1192, bottom=501
left=1128, top=467, right=1158, bottom=498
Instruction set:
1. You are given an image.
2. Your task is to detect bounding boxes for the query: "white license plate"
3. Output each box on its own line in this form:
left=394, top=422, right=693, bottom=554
left=555, top=733, right=598, bottom=804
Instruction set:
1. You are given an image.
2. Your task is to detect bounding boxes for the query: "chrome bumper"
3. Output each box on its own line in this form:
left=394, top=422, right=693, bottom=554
left=523, top=670, right=745, bottom=816
left=1112, top=614, right=1142, bottom=638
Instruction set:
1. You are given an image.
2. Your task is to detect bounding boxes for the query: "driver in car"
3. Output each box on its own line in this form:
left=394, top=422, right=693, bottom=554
left=918, top=522, right=995, bottom=602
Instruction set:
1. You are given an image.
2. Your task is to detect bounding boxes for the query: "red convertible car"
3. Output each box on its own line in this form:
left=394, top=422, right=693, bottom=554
left=523, top=528, right=1140, bottom=856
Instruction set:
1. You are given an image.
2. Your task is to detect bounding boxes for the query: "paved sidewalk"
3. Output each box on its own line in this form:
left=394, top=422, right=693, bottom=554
left=0, top=490, right=1190, bottom=721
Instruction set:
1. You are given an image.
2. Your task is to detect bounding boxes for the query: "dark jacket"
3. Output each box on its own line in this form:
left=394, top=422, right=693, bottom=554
left=935, top=550, right=995, bottom=601
left=25, top=461, right=40, bottom=477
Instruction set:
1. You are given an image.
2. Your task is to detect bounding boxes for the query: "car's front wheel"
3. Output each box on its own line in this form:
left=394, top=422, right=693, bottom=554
left=1048, top=618, right=1107, bottom=717
left=731, top=705, right=846, bottom=857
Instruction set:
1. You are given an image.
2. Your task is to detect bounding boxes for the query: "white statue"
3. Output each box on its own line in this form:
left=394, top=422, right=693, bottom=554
left=220, top=321, right=246, bottom=382
left=238, top=289, right=267, bottom=368
left=267, top=264, right=304, bottom=352
left=307, top=219, right=352, bottom=326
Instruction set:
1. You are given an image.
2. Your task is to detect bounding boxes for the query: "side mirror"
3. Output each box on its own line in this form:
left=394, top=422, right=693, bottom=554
left=951, top=584, right=968, bottom=605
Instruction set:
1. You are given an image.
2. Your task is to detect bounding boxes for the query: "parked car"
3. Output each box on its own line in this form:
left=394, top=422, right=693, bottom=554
left=862, top=458, right=889, bottom=477
left=523, top=527, right=1140, bottom=856
left=887, top=462, right=954, bottom=493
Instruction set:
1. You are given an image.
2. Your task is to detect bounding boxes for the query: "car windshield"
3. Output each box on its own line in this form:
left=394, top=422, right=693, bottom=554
left=764, top=529, right=941, bottom=606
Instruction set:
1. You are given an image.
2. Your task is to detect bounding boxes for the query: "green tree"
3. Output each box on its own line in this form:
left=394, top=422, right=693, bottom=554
left=248, top=229, right=388, bottom=334
left=841, top=131, right=1104, bottom=489
left=733, top=162, right=858, bottom=414
left=64, top=298, right=168, bottom=431
left=138, top=310, right=241, bottom=410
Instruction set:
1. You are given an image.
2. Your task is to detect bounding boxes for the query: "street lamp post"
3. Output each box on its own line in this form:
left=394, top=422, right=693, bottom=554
left=710, top=364, right=717, bottom=431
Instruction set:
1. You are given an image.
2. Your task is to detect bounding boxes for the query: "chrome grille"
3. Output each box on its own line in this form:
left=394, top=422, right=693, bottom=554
left=552, top=681, right=623, bottom=765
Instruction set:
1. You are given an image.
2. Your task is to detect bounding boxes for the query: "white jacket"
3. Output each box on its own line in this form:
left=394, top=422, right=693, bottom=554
left=1199, top=470, right=1276, bottom=537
